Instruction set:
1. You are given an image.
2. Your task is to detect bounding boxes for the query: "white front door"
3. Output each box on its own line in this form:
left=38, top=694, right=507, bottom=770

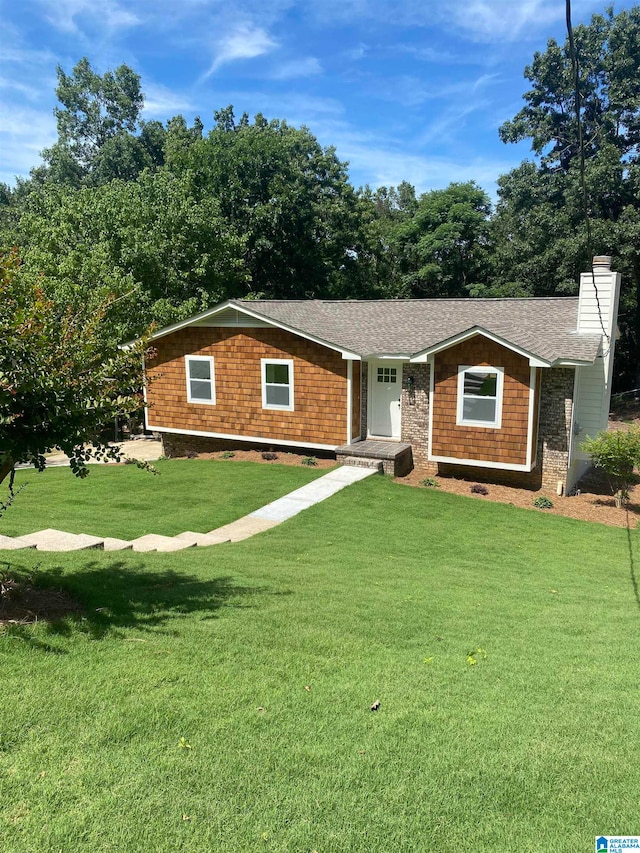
left=369, top=360, right=402, bottom=439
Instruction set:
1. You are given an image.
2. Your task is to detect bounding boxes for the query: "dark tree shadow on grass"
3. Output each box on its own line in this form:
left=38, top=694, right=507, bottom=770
left=1, top=559, right=285, bottom=647
left=626, top=511, right=640, bottom=612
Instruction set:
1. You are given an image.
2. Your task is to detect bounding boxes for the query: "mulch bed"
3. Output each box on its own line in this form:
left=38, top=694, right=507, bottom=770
left=396, top=402, right=640, bottom=529
left=184, top=449, right=337, bottom=469
left=396, top=467, right=639, bottom=528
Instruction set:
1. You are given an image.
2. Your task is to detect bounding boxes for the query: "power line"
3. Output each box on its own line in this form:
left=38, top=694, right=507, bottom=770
left=565, top=0, right=611, bottom=353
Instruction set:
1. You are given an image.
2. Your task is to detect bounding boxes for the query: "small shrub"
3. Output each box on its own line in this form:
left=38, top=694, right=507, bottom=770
left=421, top=476, right=440, bottom=488
left=262, top=452, right=278, bottom=461
left=470, top=483, right=489, bottom=495
left=533, top=495, right=554, bottom=509
left=301, top=456, right=318, bottom=466
left=581, top=428, right=640, bottom=507
left=220, top=451, right=235, bottom=459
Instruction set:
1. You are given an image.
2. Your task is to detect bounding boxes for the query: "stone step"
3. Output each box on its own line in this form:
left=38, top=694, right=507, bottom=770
left=0, top=534, right=37, bottom=550
left=102, top=537, right=134, bottom=551
left=206, top=517, right=279, bottom=542
left=130, top=534, right=197, bottom=553
left=174, top=531, right=232, bottom=546
left=15, top=529, right=104, bottom=552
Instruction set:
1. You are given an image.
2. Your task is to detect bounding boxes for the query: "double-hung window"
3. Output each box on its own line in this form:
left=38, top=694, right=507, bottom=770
left=261, top=358, right=294, bottom=411
left=185, top=355, right=216, bottom=404
left=456, top=365, right=503, bottom=428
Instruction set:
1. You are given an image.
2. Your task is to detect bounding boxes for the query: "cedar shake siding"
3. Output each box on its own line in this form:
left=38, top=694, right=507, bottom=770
left=146, top=327, right=348, bottom=447
left=430, top=338, right=532, bottom=466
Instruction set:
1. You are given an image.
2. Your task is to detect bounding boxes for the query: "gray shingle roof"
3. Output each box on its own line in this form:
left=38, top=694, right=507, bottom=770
left=232, top=298, right=601, bottom=364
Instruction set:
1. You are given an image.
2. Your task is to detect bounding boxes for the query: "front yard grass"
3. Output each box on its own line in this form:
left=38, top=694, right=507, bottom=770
left=1, top=470, right=638, bottom=852
left=2, top=459, right=328, bottom=539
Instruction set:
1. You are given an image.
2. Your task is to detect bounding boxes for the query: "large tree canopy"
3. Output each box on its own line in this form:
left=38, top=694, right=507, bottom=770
left=2, top=12, right=639, bottom=388
left=493, top=6, right=640, bottom=387
left=173, top=107, right=367, bottom=300
left=499, top=6, right=640, bottom=169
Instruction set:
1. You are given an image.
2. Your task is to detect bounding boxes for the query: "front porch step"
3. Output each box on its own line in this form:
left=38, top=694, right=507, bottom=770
left=335, top=440, right=413, bottom=477
left=15, top=529, right=105, bottom=552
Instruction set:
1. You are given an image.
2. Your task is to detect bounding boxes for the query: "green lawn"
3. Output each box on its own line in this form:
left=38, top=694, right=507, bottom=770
left=1, top=467, right=638, bottom=852
left=2, top=459, right=329, bottom=539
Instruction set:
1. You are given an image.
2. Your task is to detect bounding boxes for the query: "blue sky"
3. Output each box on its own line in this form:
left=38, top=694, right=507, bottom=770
left=0, top=0, right=635, bottom=197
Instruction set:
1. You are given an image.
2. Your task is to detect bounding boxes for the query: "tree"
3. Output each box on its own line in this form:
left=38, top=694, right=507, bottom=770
left=36, top=58, right=166, bottom=186
left=494, top=7, right=640, bottom=388
left=174, top=107, right=366, bottom=299
left=389, top=182, right=492, bottom=297
left=0, top=251, right=148, bottom=488
left=581, top=428, right=640, bottom=506
left=12, top=171, right=248, bottom=341
left=499, top=7, right=640, bottom=169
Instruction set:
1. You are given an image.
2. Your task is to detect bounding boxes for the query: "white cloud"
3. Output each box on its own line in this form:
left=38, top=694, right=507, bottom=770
left=204, top=25, right=278, bottom=77
left=39, top=0, right=140, bottom=34
left=142, top=83, right=196, bottom=118
left=0, top=103, right=56, bottom=185
left=270, top=57, right=322, bottom=80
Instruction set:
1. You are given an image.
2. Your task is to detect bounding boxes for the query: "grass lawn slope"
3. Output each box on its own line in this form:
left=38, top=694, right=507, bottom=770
left=1, top=469, right=638, bottom=852
left=2, top=459, right=328, bottom=539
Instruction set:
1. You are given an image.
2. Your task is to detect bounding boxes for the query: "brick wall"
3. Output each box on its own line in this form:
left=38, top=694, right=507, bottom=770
left=536, top=367, right=574, bottom=491
left=400, top=363, right=430, bottom=467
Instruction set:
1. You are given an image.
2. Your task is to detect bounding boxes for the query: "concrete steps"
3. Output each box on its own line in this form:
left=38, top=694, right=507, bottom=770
left=14, top=529, right=105, bottom=552
left=0, top=465, right=378, bottom=552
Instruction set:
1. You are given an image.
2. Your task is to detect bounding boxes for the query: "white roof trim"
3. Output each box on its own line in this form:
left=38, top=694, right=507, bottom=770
left=122, top=300, right=361, bottom=360
left=363, top=352, right=412, bottom=360
left=409, top=326, right=551, bottom=367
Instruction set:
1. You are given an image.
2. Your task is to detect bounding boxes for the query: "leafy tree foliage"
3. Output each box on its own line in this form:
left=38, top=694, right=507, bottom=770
left=493, top=7, right=640, bottom=387
left=0, top=251, right=147, bottom=487
left=13, top=172, right=247, bottom=340
left=390, top=182, right=492, bottom=297
left=499, top=7, right=640, bottom=168
left=174, top=107, right=367, bottom=299
left=36, top=58, right=166, bottom=186
left=581, top=427, right=640, bottom=505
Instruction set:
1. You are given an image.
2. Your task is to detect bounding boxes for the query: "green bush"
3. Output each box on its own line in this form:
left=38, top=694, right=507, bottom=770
left=420, top=476, right=440, bottom=488
left=219, top=451, right=235, bottom=459
left=581, top=428, right=640, bottom=506
left=533, top=495, right=554, bottom=509
left=301, top=456, right=318, bottom=466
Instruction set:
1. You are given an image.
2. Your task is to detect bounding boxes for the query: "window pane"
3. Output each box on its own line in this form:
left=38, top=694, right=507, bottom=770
left=266, top=363, right=289, bottom=384
left=190, top=379, right=212, bottom=401
left=464, top=371, right=496, bottom=397
left=266, top=385, right=290, bottom=407
left=463, top=396, right=496, bottom=422
left=377, top=367, right=397, bottom=383
left=189, top=359, right=211, bottom=381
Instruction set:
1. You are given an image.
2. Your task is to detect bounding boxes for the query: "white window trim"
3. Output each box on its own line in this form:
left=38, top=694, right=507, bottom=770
left=456, top=365, right=504, bottom=429
left=261, top=358, right=294, bottom=412
left=185, top=355, right=216, bottom=405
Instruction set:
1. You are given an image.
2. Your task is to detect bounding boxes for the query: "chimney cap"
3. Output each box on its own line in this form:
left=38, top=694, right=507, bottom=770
left=593, top=255, right=612, bottom=269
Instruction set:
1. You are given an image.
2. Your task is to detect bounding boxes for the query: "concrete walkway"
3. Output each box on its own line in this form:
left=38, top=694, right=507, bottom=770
left=0, top=465, right=378, bottom=553
left=15, top=437, right=163, bottom=469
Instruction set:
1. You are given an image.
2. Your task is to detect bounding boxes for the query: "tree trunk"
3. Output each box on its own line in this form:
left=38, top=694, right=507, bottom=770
left=0, top=455, right=15, bottom=488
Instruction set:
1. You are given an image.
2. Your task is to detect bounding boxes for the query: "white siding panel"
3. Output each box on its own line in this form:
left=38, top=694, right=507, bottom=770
left=573, top=362, right=608, bottom=458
